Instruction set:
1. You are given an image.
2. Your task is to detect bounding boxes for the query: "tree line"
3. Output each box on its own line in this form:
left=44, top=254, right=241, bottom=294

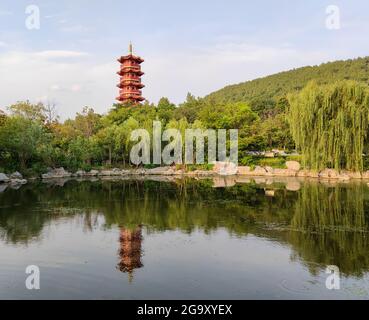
left=1, top=78, right=369, bottom=175
left=0, top=94, right=294, bottom=175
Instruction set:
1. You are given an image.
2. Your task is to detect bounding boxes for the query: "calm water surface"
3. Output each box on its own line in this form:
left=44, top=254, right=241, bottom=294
left=1, top=176, right=369, bottom=299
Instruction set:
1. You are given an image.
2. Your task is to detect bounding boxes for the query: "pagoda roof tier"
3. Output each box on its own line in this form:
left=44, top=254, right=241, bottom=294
left=117, top=70, right=144, bottom=76
left=117, top=83, right=145, bottom=89
left=117, top=96, right=145, bottom=102
left=118, top=55, right=144, bottom=64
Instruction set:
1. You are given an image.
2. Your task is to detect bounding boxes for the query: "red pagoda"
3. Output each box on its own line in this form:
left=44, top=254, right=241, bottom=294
left=116, top=43, right=145, bottom=104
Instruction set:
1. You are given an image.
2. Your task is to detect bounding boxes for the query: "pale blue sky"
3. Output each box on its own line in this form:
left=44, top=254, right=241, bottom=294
left=1, top=0, right=369, bottom=118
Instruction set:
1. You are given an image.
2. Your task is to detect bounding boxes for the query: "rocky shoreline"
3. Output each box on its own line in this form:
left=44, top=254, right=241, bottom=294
left=39, top=161, right=369, bottom=181
left=0, top=171, right=28, bottom=190
left=34, top=161, right=369, bottom=181
left=2, top=161, right=369, bottom=191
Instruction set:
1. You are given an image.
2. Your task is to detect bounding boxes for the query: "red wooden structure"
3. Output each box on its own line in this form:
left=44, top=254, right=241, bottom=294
left=116, top=43, right=145, bottom=104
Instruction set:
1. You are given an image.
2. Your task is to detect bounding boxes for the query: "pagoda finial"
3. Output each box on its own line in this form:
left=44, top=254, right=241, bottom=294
left=129, top=42, right=133, bottom=55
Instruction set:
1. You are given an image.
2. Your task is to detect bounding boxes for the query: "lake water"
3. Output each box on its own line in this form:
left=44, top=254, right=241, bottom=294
left=1, top=176, right=369, bottom=300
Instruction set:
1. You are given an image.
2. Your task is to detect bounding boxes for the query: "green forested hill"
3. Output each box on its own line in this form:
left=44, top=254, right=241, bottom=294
left=205, top=57, right=369, bottom=115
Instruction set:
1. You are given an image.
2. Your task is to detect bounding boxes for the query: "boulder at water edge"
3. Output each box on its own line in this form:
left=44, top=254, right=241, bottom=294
left=0, top=173, right=10, bottom=183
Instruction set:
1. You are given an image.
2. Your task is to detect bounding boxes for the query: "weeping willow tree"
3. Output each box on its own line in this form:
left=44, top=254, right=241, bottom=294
left=288, top=81, right=369, bottom=171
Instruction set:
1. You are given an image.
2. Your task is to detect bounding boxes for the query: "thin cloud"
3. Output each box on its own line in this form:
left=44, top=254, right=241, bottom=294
left=0, top=50, right=115, bottom=119
left=33, top=50, right=89, bottom=59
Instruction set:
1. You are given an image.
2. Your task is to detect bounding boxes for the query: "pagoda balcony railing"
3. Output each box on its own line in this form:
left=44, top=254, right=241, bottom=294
left=121, top=79, right=141, bottom=83
left=121, top=66, right=141, bottom=72
left=120, top=90, right=142, bottom=95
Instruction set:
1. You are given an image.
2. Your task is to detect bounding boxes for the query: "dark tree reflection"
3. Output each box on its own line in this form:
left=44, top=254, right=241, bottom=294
left=1, top=178, right=369, bottom=277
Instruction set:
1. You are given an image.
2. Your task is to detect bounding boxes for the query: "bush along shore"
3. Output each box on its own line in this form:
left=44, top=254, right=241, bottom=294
left=3, top=161, right=369, bottom=191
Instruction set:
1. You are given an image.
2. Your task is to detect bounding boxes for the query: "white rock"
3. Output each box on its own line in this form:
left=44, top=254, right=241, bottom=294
left=146, top=167, right=172, bottom=175
left=253, top=166, right=267, bottom=176
left=338, top=173, right=350, bottom=181
left=42, top=167, right=72, bottom=179
left=286, top=161, right=301, bottom=171
left=98, top=170, right=113, bottom=176
left=174, top=169, right=184, bottom=175
left=273, top=169, right=298, bottom=177
left=10, top=171, right=23, bottom=179
left=297, top=170, right=310, bottom=177
left=132, top=169, right=146, bottom=175
left=0, top=173, right=9, bottom=183
left=213, top=162, right=238, bottom=176
left=341, top=171, right=362, bottom=179
left=111, top=168, right=123, bottom=176
left=265, top=166, right=274, bottom=174
left=319, top=169, right=340, bottom=179
left=237, top=166, right=252, bottom=175
left=192, top=170, right=214, bottom=176
left=308, top=171, right=320, bottom=178
left=86, top=170, right=99, bottom=176
left=75, top=170, right=86, bottom=177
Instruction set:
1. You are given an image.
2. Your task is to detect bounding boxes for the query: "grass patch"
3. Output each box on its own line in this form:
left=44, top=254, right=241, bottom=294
left=240, top=156, right=287, bottom=169
left=187, top=164, right=214, bottom=172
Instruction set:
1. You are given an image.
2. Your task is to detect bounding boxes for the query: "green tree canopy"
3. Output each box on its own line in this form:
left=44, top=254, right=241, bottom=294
left=288, top=81, right=369, bottom=171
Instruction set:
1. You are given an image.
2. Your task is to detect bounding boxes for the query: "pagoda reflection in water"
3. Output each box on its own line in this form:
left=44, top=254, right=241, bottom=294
left=117, top=226, right=143, bottom=280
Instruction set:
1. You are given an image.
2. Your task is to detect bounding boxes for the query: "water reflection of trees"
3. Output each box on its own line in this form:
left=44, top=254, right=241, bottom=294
left=1, top=178, right=369, bottom=277
left=287, top=183, right=369, bottom=277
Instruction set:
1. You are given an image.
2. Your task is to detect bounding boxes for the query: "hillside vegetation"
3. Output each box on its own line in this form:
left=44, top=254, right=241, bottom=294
left=205, top=57, right=369, bottom=116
